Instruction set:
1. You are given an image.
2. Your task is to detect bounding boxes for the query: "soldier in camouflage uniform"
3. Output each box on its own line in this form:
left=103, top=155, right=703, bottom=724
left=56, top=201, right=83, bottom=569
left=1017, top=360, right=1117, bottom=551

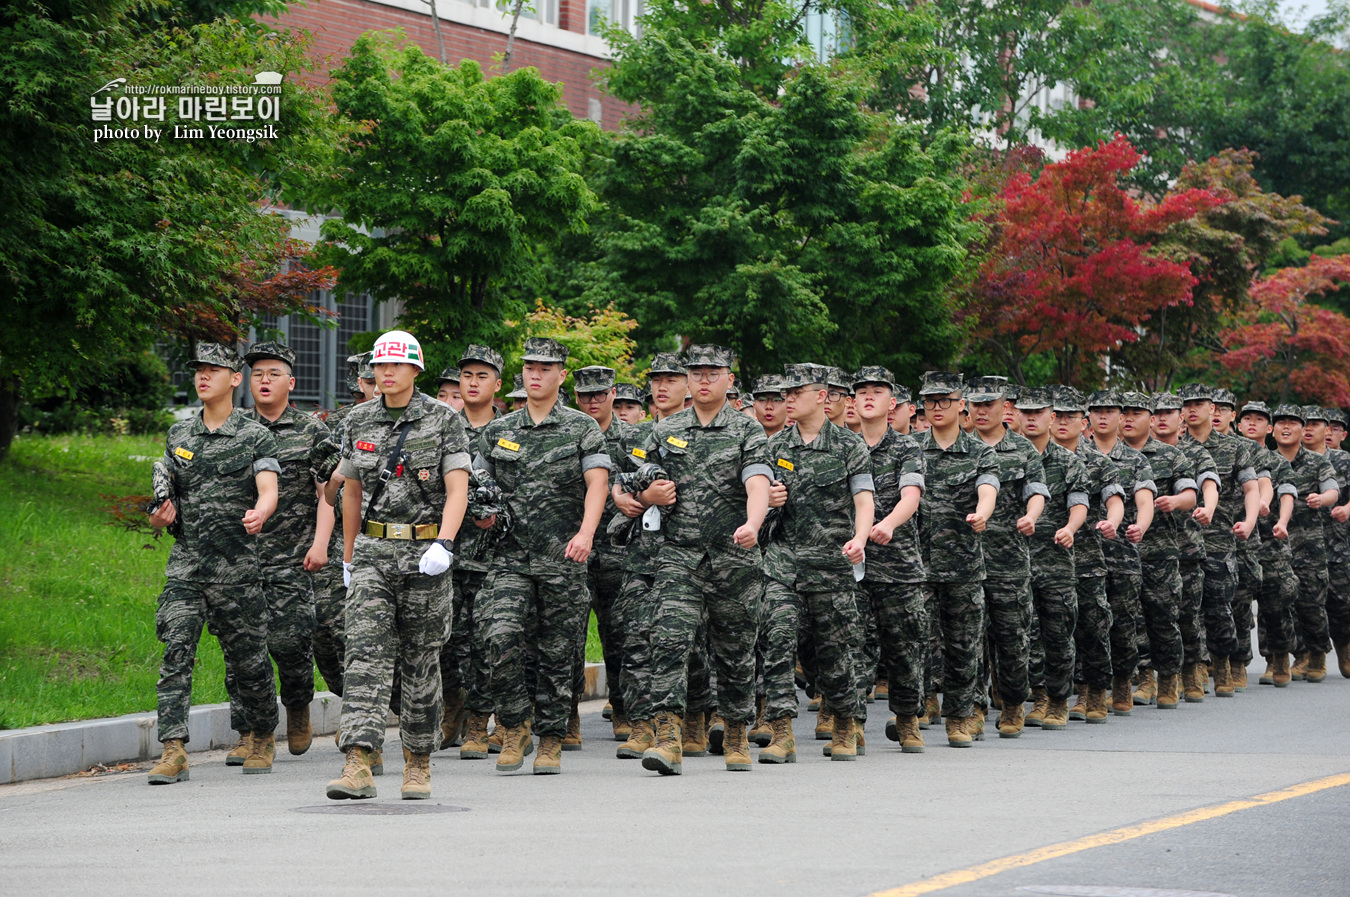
left=326, top=330, right=472, bottom=801
left=1120, top=392, right=1193, bottom=708
left=146, top=342, right=282, bottom=784
left=752, top=375, right=788, bottom=438
left=1018, top=387, right=1090, bottom=729
left=506, top=374, right=528, bottom=411
left=758, top=364, right=874, bottom=763
left=636, top=345, right=773, bottom=775
left=473, top=338, right=611, bottom=775
left=614, top=383, right=648, bottom=426
left=916, top=372, right=1000, bottom=747
left=967, top=376, right=1048, bottom=738
left=1320, top=408, right=1350, bottom=678
left=1180, top=383, right=1263, bottom=698
left=823, top=367, right=853, bottom=429
left=1214, top=389, right=1266, bottom=691
left=226, top=340, right=340, bottom=765
left=436, top=367, right=464, bottom=412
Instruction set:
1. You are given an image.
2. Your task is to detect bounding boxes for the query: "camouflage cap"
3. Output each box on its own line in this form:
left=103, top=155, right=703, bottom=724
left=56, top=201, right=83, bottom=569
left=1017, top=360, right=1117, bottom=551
left=1176, top=383, right=1214, bottom=402
left=783, top=363, right=831, bottom=389
left=459, top=344, right=505, bottom=373
left=1085, top=389, right=1121, bottom=410
left=1052, top=386, right=1086, bottom=414
left=437, top=366, right=460, bottom=384
left=1015, top=386, right=1054, bottom=411
left=1119, top=390, right=1152, bottom=411
left=964, top=375, right=1009, bottom=403
left=1005, top=384, right=1021, bottom=405
left=648, top=353, right=687, bottom=377
left=353, top=351, right=375, bottom=381
left=919, top=370, right=963, bottom=397
left=1239, top=400, right=1272, bottom=421
left=574, top=365, right=616, bottom=393
left=1151, top=392, right=1182, bottom=412
left=191, top=342, right=243, bottom=372
left=614, top=383, right=645, bottom=404
left=344, top=353, right=364, bottom=394
left=244, top=339, right=295, bottom=369
left=520, top=337, right=569, bottom=364
left=683, top=344, right=736, bottom=368
left=1273, top=403, right=1306, bottom=423
left=893, top=385, right=913, bottom=404
left=506, top=373, right=527, bottom=400
left=852, top=365, right=897, bottom=392
left=1326, top=408, right=1347, bottom=427
left=1303, top=404, right=1328, bottom=423
left=1212, top=388, right=1238, bottom=409
left=752, top=375, right=785, bottom=397
left=826, top=367, right=854, bottom=393
left=727, top=386, right=741, bottom=400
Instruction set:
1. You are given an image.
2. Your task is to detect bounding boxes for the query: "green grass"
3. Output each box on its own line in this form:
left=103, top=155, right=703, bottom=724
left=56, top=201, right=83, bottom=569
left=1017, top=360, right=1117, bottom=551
left=0, top=433, right=605, bottom=729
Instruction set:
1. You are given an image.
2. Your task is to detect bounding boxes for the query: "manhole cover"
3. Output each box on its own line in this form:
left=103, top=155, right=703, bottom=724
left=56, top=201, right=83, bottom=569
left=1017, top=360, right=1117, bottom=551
left=292, top=803, right=469, bottom=815
left=1017, top=889, right=1234, bottom=897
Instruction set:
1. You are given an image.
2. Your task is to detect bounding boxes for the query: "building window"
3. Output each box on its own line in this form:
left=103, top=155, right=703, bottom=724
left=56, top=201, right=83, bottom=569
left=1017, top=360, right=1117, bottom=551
left=587, top=0, right=642, bottom=35
left=245, top=290, right=375, bottom=409
left=495, top=0, right=559, bottom=27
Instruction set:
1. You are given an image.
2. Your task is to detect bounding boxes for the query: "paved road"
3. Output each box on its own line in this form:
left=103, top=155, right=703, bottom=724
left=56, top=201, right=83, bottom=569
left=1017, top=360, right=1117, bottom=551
left=3, top=663, right=1349, bottom=897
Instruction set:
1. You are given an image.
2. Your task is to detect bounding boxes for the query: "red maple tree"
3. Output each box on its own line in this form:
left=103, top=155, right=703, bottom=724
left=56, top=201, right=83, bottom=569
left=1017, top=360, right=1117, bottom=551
left=958, top=135, right=1224, bottom=386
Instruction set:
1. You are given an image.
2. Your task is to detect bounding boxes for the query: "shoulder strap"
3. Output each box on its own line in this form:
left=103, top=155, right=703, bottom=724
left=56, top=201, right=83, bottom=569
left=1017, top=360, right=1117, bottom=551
left=361, top=419, right=414, bottom=527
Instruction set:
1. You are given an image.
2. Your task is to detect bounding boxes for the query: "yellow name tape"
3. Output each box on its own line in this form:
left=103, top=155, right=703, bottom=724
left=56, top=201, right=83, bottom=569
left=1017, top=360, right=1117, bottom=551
left=497, top=438, right=520, bottom=452
left=632, top=448, right=647, bottom=460
left=174, top=447, right=194, bottom=461
left=777, top=458, right=794, bottom=471
left=666, top=436, right=688, bottom=449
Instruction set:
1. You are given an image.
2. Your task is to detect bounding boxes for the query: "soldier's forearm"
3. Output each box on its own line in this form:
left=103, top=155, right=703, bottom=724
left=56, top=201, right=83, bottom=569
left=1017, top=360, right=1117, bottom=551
left=343, top=480, right=362, bottom=563
left=439, top=469, right=470, bottom=542
left=745, top=475, right=770, bottom=529
left=853, top=492, right=874, bottom=543
left=578, top=468, right=608, bottom=537
left=882, top=486, right=922, bottom=530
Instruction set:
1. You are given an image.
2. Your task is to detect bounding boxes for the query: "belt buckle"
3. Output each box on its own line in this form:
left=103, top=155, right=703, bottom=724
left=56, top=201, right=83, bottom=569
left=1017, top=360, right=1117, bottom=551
left=389, top=523, right=409, bottom=539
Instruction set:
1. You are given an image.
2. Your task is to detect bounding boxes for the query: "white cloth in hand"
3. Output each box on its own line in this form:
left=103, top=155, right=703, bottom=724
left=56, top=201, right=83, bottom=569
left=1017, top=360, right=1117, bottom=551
left=343, top=561, right=352, bottom=588
left=419, top=541, right=453, bottom=576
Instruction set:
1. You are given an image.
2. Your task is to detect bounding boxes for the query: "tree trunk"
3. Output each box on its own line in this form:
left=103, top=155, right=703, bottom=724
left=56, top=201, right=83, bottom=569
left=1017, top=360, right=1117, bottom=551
left=426, top=0, right=448, bottom=63
left=502, top=0, right=527, bottom=71
left=0, top=377, right=21, bottom=462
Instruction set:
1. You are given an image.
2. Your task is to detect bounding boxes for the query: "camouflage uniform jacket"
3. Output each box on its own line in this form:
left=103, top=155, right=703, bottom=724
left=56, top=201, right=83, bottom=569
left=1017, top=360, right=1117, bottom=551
left=1256, top=450, right=1296, bottom=565
left=246, top=405, right=338, bottom=567
left=1182, top=429, right=1261, bottom=560
left=1133, top=436, right=1196, bottom=563
left=594, top=415, right=646, bottom=561
left=338, top=393, right=473, bottom=576
left=1321, top=447, right=1350, bottom=566
left=1029, top=442, right=1090, bottom=588
left=641, top=401, right=773, bottom=567
left=1068, top=442, right=1125, bottom=579
left=454, top=407, right=502, bottom=573
left=1094, top=438, right=1156, bottom=575
left=1283, top=446, right=1339, bottom=571
left=980, top=427, right=1050, bottom=582
left=1237, top=443, right=1277, bottom=559
left=475, top=403, right=610, bottom=575
left=1174, top=437, right=1219, bottom=563
left=918, top=428, right=1001, bottom=584
left=161, top=408, right=281, bottom=583
left=319, top=402, right=360, bottom=559
left=763, top=422, right=874, bottom=589
left=861, top=427, right=926, bottom=585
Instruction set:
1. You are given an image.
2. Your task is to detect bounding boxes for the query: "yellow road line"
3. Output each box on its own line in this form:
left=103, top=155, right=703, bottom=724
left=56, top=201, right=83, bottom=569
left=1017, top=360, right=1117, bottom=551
left=866, top=770, right=1350, bottom=897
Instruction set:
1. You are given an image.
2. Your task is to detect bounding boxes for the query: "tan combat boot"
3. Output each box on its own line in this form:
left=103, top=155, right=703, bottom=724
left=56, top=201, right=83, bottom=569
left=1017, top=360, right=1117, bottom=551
left=441, top=687, right=468, bottom=749
left=641, top=712, right=683, bottom=775
left=1198, top=661, right=1210, bottom=694
left=147, top=739, right=189, bottom=785
left=708, top=713, right=727, bottom=754
left=874, top=678, right=889, bottom=701
left=225, top=732, right=253, bottom=767
left=1259, top=657, right=1276, bottom=685
left=617, top=719, right=656, bottom=759
left=285, top=704, right=312, bottom=756
left=996, top=702, right=1025, bottom=739
left=896, top=715, right=925, bottom=752
left=814, top=702, right=835, bottom=740
left=1182, top=663, right=1205, bottom=703
left=401, top=748, right=431, bottom=799
left=724, top=720, right=753, bottom=770
left=682, top=710, right=710, bottom=756
left=611, top=708, right=633, bottom=742
left=1086, top=687, right=1109, bottom=723
left=1271, top=652, right=1292, bottom=687
left=1213, top=657, right=1235, bottom=697
left=758, top=717, right=796, bottom=764
left=602, top=702, right=613, bottom=720
left=1132, top=669, right=1157, bottom=706
left=562, top=698, right=583, bottom=751
left=1156, top=673, right=1180, bottom=709
left=1336, top=642, right=1350, bottom=679
left=1069, top=685, right=1088, bottom=721
left=1025, top=687, right=1050, bottom=727
left=495, top=721, right=534, bottom=772
left=1231, top=660, right=1248, bottom=692
left=534, top=735, right=562, bottom=775
left=1291, top=651, right=1309, bottom=680
left=965, top=707, right=986, bottom=741
left=828, top=715, right=860, bottom=761
left=1041, top=698, right=1069, bottom=730
left=918, top=694, right=941, bottom=729
left=487, top=715, right=505, bottom=753
left=945, top=716, right=972, bottom=748
left=460, top=712, right=491, bottom=760
left=1306, top=650, right=1328, bottom=683
left=1110, top=677, right=1133, bottom=716
left=327, top=746, right=376, bottom=799
left=747, top=695, right=769, bottom=748
left=242, top=733, right=275, bottom=775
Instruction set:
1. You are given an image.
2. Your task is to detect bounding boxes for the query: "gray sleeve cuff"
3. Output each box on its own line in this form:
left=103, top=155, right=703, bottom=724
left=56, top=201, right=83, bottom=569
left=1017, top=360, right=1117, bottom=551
left=1257, top=468, right=1272, bottom=480
left=1277, top=484, right=1299, bottom=497
left=440, top=451, right=472, bottom=475
left=581, top=453, right=613, bottom=473
left=899, top=473, right=925, bottom=491
left=1237, top=466, right=1258, bottom=484
left=1320, top=479, right=1339, bottom=496
left=338, top=458, right=359, bottom=479
left=1023, top=482, right=1051, bottom=502
left=976, top=474, right=1001, bottom=491
left=1198, top=471, right=1221, bottom=487
left=850, top=474, right=875, bottom=495
left=1174, top=477, right=1198, bottom=494
left=742, top=463, right=774, bottom=484
left=473, top=453, right=494, bottom=475
left=1134, top=479, right=1158, bottom=495
left=254, top=457, right=282, bottom=475
left=1068, top=491, right=1090, bottom=509
left=1102, top=484, right=1126, bottom=503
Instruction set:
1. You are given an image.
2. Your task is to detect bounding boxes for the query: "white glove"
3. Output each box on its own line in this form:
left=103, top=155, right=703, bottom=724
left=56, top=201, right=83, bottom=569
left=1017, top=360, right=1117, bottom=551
left=342, top=561, right=352, bottom=588
left=419, top=541, right=453, bottom=576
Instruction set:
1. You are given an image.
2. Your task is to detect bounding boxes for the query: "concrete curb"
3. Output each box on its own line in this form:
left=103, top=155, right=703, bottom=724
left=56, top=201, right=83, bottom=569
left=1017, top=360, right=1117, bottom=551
left=1, top=662, right=608, bottom=785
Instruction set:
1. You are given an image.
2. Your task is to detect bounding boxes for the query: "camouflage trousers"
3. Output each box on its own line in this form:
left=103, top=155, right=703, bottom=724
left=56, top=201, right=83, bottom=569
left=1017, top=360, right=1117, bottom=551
left=1291, top=564, right=1331, bottom=655
left=932, top=581, right=986, bottom=720
left=572, top=551, right=628, bottom=713
left=339, top=564, right=450, bottom=755
left=1106, top=571, right=1142, bottom=679
left=858, top=579, right=931, bottom=718
left=981, top=577, right=1032, bottom=707
left=647, top=553, right=760, bottom=725
left=1073, top=575, right=1112, bottom=690
left=1232, top=551, right=1262, bottom=665
left=1326, top=561, right=1350, bottom=647
left=1138, top=556, right=1184, bottom=677
left=1200, top=554, right=1240, bottom=661
left=227, top=563, right=316, bottom=731
left=156, top=578, right=277, bottom=744
left=1030, top=576, right=1077, bottom=701
left=688, top=618, right=717, bottom=715
left=858, top=583, right=881, bottom=690
left=614, top=572, right=657, bottom=722
left=311, top=559, right=345, bottom=696
left=1179, top=559, right=1208, bottom=665
left=479, top=567, right=591, bottom=738
left=1256, top=556, right=1297, bottom=656
left=763, top=578, right=864, bottom=722
left=441, top=569, right=490, bottom=710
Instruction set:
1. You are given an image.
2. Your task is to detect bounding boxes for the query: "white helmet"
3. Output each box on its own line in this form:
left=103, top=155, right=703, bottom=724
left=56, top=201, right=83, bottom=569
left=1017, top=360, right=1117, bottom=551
left=370, top=330, right=425, bottom=370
